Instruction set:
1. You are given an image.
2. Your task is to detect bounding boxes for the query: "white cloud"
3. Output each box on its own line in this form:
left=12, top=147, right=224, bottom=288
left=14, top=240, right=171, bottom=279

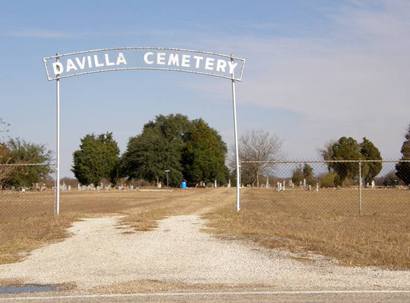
left=185, top=0, right=410, bottom=159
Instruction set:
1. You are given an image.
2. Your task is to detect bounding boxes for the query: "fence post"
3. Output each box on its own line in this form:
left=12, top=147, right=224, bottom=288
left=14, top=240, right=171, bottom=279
left=358, top=160, right=362, bottom=216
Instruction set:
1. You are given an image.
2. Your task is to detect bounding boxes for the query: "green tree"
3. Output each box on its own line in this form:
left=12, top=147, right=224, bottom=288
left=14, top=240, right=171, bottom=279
left=121, top=114, right=190, bottom=186
left=121, top=114, right=228, bottom=186
left=0, top=143, right=11, bottom=186
left=396, top=125, right=410, bottom=185
left=321, top=141, right=334, bottom=163
left=291, top=165, right=304, bottom=185
left=144, top=114, right=191, bottom=143
left=121, top=127, right=183, bottom=186
left=292, top=163, right=315, bottom=186
left=322, top=137, right=362, bottom=185
left=322, top=136, right=383, bottom=186
left=360, top=137, right=382, bottom=183
left=377, top=171, right=401, bottom=187
left=72, top=133, right=120, bottom=186
left=302, top=163, right=315, bottom=185
left=182, top=119, right=228, bottom=185
left=1, top=138, right=51, bottom=188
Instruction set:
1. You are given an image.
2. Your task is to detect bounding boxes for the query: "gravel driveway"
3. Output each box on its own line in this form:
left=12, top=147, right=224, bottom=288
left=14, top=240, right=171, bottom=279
left=0, top=214, right=409, bottom=291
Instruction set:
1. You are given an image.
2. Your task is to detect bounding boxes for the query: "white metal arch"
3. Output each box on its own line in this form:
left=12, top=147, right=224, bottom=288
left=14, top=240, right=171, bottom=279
left=43, top=47, right=245, bottom=214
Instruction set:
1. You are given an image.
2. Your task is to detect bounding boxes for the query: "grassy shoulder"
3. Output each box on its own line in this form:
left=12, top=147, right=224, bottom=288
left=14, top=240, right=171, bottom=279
left=204, top=188, right=410, bottom=269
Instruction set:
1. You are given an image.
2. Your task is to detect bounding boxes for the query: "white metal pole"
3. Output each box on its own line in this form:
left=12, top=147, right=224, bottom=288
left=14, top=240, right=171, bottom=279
left=55, top=55, right=61, bottom=216
left=231, top=61, right=240, bottom=212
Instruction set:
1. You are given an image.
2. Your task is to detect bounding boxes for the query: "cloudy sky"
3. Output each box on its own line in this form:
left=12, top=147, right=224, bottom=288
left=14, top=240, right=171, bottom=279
left=1, top=0, right=409, bottom=176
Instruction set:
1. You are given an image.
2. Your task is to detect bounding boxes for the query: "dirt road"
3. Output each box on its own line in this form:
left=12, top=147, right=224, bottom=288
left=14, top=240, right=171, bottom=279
left=0, top=213, right=409, bottom=291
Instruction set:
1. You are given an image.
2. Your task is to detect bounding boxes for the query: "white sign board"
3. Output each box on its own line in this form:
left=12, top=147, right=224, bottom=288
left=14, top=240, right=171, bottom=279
left=43, top=48, right=245, bottom=81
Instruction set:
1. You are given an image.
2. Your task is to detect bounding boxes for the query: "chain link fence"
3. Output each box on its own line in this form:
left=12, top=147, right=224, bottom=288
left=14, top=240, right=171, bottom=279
left=240, top=160, right=410, bottom=218
left=1, top=160, right=409, bottom=218
left=0, top=163, right=54, bottom=217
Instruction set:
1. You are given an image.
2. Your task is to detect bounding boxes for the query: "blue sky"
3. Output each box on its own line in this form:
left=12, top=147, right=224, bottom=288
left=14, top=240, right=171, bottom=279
left=1, top=0, right=409, bottom=177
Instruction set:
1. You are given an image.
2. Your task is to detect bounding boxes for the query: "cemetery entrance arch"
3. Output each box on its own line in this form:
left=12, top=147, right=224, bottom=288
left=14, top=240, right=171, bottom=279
left=43, top=47, right=245, bottom=214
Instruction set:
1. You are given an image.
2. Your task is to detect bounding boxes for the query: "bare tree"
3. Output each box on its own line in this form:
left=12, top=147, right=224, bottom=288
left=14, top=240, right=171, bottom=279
left=231, top=130, right=282, bottom=187
left=0, top=118, right=9, bottom=138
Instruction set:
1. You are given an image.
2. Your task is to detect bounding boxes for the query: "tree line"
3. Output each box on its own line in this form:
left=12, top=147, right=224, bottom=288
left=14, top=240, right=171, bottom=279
left=72, top=114, right=228, bottom=187
left=0, top=119, right=52, bottom=188
left=290, top=130, right=410, bottom=187
left=1, top=115, right=410, bottom=189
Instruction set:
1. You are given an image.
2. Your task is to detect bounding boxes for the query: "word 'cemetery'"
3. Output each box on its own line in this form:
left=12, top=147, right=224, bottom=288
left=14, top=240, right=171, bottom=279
left=143, top=52, right=238, bottom=74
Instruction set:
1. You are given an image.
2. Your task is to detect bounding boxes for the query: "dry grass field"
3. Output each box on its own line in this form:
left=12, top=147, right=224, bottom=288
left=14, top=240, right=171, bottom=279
left=0, top=189, right=232, bottom=265
left=1, top=187, right=409, bottom=270
left=205, top=188, right=410, bottom=269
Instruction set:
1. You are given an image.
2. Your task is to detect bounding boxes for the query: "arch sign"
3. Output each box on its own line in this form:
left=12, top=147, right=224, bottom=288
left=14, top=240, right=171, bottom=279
left=43, top=47, right=245, bottom=214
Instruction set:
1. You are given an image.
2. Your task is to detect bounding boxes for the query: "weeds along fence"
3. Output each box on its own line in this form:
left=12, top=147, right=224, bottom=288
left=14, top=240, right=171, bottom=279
left=240, top=160, right=410, bottom=217
left=0, top=163, right=54, bottom=215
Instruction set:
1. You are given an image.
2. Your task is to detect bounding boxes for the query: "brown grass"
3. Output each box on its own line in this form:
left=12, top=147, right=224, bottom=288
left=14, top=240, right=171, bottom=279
left=2, top=187, right=409, bottom=270
left=205, top=188, right=410, bottom=269
left=0, top=189, right=232, bottom=265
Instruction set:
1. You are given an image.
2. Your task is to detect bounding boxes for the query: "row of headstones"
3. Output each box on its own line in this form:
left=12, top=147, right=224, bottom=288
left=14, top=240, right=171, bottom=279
left=60, top=183, right=138, bottom=191
left=268, top=179, right=377, bottom=191
left=58, top=179, right=378, bottom=192
left=33, top=183, right=49, bottom=191
left=271, top=180, right=320, bottom=192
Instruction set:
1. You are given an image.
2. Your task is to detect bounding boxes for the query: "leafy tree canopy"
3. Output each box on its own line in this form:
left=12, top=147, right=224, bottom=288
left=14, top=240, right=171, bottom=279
left=322, top=136, right=382, bottom=185
left=121, top=114, right=228, bottom=186
left=182, top=119, right=228, bottom=185
left=0, top=138, right=51, bottom=188
left=360, top=137, right=382, bottom=183
left=121, top=126, right=183, bottom=186
left=292, top=163, right=315, bottom=186
left=72, top=132, right=120, bottom=186
left=396, top=124, right=410, bottom=185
